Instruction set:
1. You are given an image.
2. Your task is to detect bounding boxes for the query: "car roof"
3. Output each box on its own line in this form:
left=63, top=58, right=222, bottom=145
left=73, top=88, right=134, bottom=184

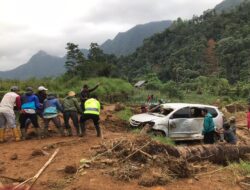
left=161, top=103, right=218, bottom=110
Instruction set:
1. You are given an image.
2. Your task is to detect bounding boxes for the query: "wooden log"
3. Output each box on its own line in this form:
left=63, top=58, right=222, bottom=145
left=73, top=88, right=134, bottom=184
left=13, top=148, right=59, bottom=190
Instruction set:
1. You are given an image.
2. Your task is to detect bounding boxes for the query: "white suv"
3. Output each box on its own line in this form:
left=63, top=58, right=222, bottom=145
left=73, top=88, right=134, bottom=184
left=129, top=103, right=224, bottom=141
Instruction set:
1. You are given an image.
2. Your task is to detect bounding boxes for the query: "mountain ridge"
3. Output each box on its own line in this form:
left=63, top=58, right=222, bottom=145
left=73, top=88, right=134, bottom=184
left=100, top=20, right=172, bottom=56
left=0, top=51, right=66, bottom=79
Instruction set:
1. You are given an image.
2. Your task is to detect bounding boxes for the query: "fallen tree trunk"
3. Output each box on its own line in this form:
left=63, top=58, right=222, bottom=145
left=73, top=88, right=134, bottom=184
left=177, top=145, right=250, bottom=164
left=145, top=141, right=250, bottom=164
left=98, top=136, right=250, bottom=165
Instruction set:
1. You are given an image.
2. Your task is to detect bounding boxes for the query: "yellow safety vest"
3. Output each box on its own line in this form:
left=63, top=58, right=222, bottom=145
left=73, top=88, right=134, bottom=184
left=84, top=98, right=100, bottom=115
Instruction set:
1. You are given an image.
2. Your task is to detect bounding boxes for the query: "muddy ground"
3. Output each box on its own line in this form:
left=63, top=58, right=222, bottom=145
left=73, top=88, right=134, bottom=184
left=0, top=105, right=250, bottom=190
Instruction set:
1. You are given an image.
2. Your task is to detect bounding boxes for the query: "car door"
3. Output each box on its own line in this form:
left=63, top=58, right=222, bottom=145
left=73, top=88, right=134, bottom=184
left=168, top=107, right=195, bottom=139
left=189, top=107, right=204, bottom=135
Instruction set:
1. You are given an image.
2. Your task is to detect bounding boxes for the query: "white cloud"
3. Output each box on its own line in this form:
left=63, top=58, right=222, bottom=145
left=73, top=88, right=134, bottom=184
left=0, top=0, right=223, bottom=71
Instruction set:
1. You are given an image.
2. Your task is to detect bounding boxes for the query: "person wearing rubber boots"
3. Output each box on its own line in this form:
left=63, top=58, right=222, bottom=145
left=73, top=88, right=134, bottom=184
left=62, top=91, right=82, bottom=136
left=43, top=93, right=64, bottom=137
left=80, top=83, right=100, bottom=111
left=19, top=87, right=42, bottom=139
left=80, top=96, right=101, bottom=137
left=0, top=86, right=21, bottom=142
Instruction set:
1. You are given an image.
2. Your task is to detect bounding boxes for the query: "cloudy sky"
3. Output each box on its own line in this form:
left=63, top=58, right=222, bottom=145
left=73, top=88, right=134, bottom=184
left=0, top=0, right=223, bottom=71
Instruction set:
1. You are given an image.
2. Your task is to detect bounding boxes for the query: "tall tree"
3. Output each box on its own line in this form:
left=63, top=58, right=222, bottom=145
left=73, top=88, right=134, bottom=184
left=65, top=42, right=85, bottom=76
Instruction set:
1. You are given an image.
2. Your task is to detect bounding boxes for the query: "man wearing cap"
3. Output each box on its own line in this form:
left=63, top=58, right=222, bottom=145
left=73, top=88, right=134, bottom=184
left=19, top=87, right=42, bottom=139
left=0, top=86, right=21, bottom=142
left=35, top=86, right=48, bottom=117
left=62, top=91, right=82, bottom=136
left=80, top=96, right=101, bottom=137
left=36, top=86, right=48, bottom=104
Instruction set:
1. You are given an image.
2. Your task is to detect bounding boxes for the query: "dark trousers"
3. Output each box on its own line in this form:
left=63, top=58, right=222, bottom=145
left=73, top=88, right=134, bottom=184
left=44, top=116, right=61, bottom=129
left=19, top=113, right=40, bottom=129
left=63, top=111, right=79, bottom=130
left=80, top=114, right=100, bottom=136
left=204, top=131, right=215, bottom=144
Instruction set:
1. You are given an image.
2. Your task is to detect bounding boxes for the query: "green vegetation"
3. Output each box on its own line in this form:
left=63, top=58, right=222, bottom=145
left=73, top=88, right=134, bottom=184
left=215, top=0, right=250, bottom=13
left=130, top=128, right=141, bottom=134
left=229, top=160, right=250, bottom=176
left=2, top=1, right=250, bottom=105
left=0, top=77, right=133, bottom=101
left=116, top=1, right=250, bottom=95
left=116, top=107, right=133, bottom=121
left=65, top=42, right=119, bottom=79
left=152, top=136, right=175, bottom=146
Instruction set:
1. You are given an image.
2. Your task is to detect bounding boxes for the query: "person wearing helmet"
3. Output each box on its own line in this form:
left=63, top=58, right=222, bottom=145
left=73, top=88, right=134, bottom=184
left=0, top=86, right=21, bottom=142
left=19, top=87, right=42, bottom=139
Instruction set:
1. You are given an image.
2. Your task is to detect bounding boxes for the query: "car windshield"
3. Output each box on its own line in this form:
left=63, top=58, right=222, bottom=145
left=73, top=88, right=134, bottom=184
left=149, top=107, right=173, bottom=116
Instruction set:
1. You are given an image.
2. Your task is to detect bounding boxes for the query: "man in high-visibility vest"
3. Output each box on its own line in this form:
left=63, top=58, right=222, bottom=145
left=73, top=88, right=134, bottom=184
left=80, top=96, right=101, bottom=137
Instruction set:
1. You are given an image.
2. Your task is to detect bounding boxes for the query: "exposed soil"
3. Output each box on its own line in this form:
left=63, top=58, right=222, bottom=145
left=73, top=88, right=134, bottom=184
left=0, top=105, right=250, bottom=190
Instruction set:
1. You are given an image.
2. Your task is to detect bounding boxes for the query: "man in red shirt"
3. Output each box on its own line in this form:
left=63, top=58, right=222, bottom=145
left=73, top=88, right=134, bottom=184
left=0, top=86, right=21, bottom=142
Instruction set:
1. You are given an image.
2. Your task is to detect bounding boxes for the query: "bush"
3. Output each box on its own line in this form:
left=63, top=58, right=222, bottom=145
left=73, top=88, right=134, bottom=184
left=116, top=107, right=133, bottom=121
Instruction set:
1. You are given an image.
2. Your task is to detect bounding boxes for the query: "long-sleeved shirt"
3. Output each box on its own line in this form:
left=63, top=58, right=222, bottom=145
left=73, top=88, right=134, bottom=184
left=80, top=85, right=98, bottom=102
left=202, top=113, right=215, bottom=134
left=62, top=96, right=82, bottom=113
left=21, top=93, right=41, bottom=113
left=43, top=95, right=63, bottom=113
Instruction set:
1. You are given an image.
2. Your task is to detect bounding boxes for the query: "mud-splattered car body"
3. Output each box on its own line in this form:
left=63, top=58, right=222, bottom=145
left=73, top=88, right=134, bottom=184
left=129, top=103, right=223, bottom=141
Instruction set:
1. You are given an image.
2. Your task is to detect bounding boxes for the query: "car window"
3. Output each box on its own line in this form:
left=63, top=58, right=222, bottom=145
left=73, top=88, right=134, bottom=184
left=172, top=107, right=190, bottom=118
left=190, top=107, right=203, bottom=118
left=206, top=107, right=218, bottom=118
left=161, top=108, right=173, bottom=116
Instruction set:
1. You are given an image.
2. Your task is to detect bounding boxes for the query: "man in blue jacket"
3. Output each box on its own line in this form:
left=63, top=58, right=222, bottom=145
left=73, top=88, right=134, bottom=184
left=43, top=93, right=64, bottom=137
left=19, top=87, right=41, bottom=139
left=202, top=108, right=215, bottom=144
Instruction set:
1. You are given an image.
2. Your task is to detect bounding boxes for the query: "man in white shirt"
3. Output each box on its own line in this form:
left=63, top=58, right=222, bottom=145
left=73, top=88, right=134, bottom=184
left=0, top=86, right=21, bottom=142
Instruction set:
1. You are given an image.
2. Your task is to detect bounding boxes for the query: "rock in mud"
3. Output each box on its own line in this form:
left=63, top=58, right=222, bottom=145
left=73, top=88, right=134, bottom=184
left=64, top=165, right=77, bottom=174
left=10, top=153, right=18, bottom=160
left=31, top=149, right=45, bottom=157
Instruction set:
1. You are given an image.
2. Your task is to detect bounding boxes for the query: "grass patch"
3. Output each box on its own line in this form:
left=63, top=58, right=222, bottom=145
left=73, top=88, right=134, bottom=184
left=130, top=128, right=141, bottom=134
left=229, top=160, right=250, bottom=176
left=116, top=107, right=133, bottom=121
left=152, top=136, right=175, bottom=146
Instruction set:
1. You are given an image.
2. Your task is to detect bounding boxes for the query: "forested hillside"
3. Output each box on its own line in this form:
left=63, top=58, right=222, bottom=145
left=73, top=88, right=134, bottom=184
left=117, top=1, right=250, bottom=84
left=215, top=0, right=250, bottom=13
